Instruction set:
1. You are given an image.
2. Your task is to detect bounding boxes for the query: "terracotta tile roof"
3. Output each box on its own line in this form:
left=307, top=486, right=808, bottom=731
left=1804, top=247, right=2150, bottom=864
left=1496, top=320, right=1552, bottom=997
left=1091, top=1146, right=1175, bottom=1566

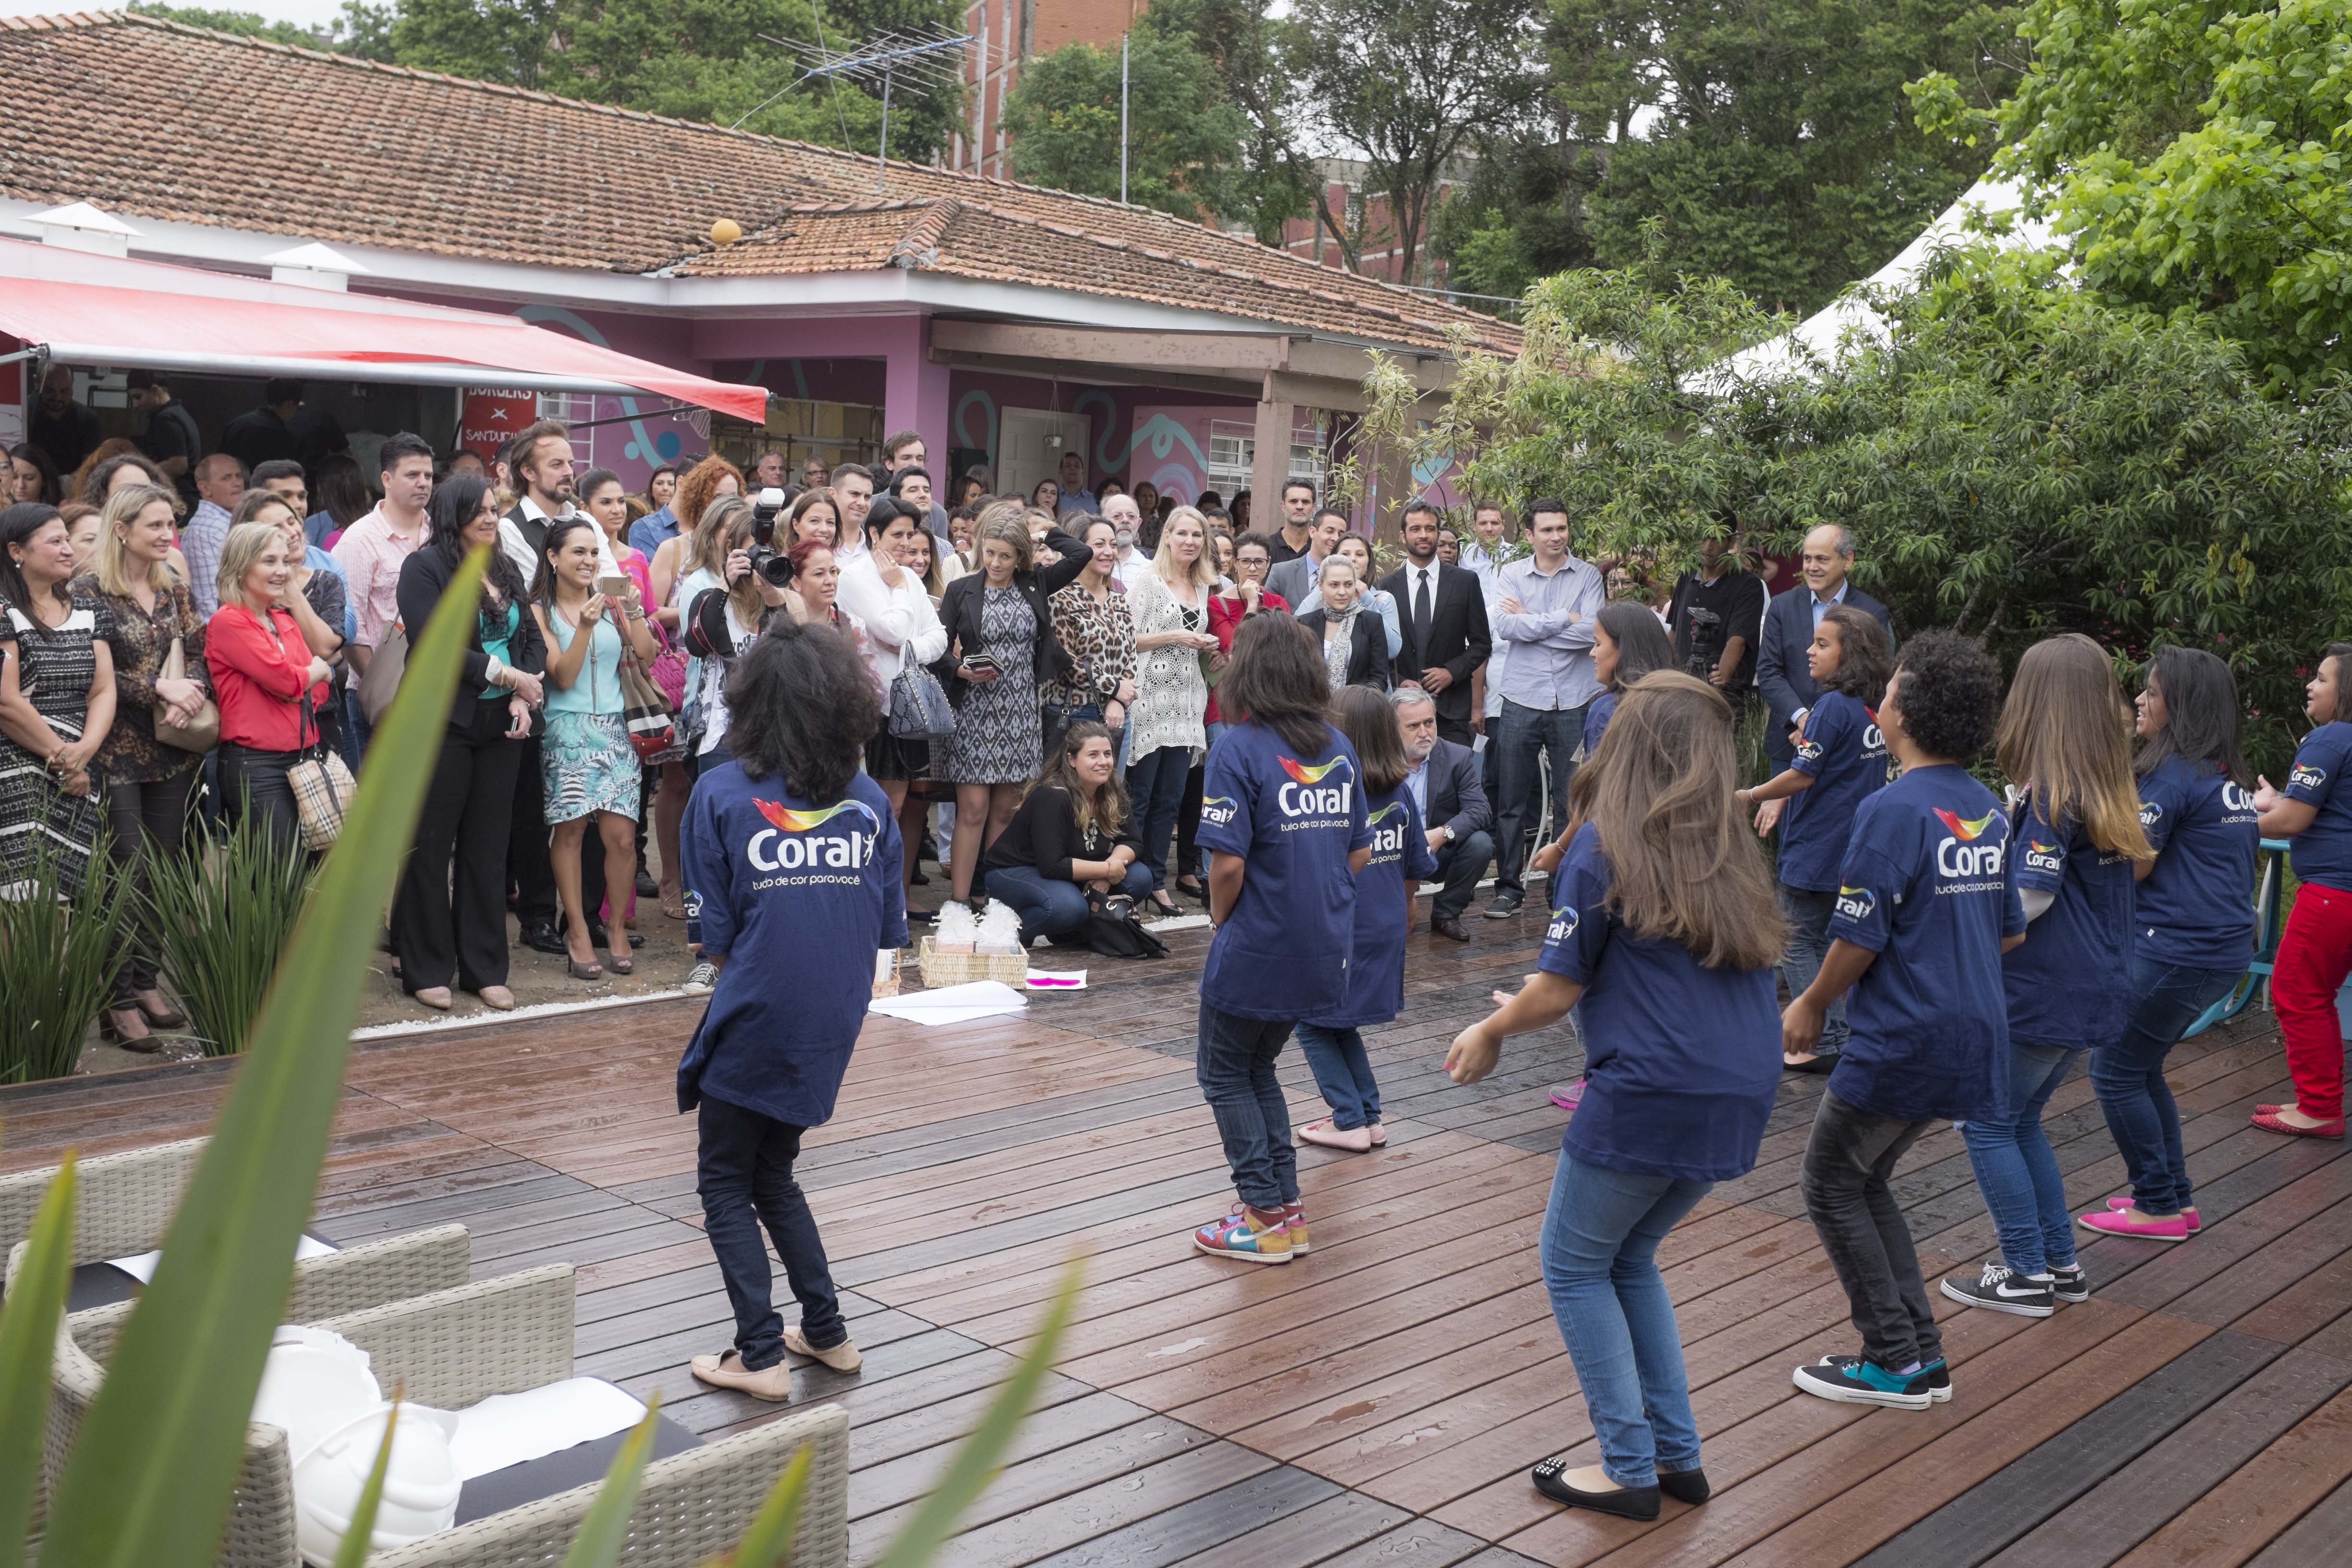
left=0, top=11, right=1519, bottom=355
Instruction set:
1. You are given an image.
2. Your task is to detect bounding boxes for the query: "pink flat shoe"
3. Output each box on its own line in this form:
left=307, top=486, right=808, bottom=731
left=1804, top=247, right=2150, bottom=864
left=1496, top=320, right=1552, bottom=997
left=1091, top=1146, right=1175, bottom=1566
left=1550, top=1081, right=1585, bottom=1112
left=2252, top=1109, right=2345, bottom=1139
left=1297, top=1117, right=1374, bottom=1152
left=1367, top=1123, right=1387, bottom=1146
left=2108, top=1195, right=2198, bottom=1231
left=2078, top=1208, right=2193, bottom=1242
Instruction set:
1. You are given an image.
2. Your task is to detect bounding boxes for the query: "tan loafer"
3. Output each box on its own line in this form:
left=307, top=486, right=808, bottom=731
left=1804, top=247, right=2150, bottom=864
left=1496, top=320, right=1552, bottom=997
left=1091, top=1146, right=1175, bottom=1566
left=784, top=1326, right=862, bottom=1372
left=689, top=1349, right=793, bottom=1401
left=1297, top=1117, right=1374, bottom=1153
left=412, top=986, right=452, bottom=1011
left=474, top=986, right=516, bottom=1011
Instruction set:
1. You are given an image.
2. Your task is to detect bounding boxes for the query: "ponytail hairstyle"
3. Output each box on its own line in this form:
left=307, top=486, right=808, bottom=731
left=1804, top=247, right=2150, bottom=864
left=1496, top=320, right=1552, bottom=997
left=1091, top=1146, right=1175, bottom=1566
left=1573, top=671, right=1787, bottom=970
left=1818, top=605, right=1894, bottom=702
left=2133, top=646, right=2249, bottom=786
left=1994, top=633, right=2155, bottom=861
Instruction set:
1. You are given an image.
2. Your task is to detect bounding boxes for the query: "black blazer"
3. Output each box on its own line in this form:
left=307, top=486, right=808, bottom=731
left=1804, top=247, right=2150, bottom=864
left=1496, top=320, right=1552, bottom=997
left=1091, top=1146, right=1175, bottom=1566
left=1297, top=608, right=1392, bottom=690
left=1379, top=560, right=1491, bottom=727
left=394, top=546, right=546, bottom=729
left=1419, top=735, right=1493, bottom=840
left=930, top=527, right=1090, bottom=704
left=1755, top=583, right=1894, bottom=763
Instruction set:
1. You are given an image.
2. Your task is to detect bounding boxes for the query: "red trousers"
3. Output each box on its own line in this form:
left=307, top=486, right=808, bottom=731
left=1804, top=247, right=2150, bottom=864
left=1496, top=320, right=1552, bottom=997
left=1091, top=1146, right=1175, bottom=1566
left=2270, top=882, right=2352, bottom=1121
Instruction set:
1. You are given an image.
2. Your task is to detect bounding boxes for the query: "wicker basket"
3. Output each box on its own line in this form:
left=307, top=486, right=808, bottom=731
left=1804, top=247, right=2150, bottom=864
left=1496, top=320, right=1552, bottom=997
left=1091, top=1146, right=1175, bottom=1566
left=915, top=937, right=1028, bottom=989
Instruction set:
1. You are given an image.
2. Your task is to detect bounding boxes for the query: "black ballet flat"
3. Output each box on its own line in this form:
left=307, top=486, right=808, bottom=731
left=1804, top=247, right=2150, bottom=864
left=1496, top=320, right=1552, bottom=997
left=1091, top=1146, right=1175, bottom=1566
left=1783, top=1050, right=1843, bottom=1075
left=1531, top=1457, right=1659, bottom=1520
left=1659, top=1468, right=1711, bottom=1505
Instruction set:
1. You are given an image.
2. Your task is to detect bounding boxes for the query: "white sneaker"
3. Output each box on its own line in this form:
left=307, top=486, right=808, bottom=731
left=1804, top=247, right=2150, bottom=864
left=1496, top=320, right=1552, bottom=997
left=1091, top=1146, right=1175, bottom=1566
left=684, top=960, right=718, bottom=992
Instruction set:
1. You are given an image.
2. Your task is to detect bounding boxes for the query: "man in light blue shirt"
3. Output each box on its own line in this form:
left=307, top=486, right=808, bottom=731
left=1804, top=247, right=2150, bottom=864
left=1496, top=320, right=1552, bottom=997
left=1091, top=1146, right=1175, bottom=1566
left=1485, top=499, right=1603, bottom=918
left=180, top=453, right=247, bottom=619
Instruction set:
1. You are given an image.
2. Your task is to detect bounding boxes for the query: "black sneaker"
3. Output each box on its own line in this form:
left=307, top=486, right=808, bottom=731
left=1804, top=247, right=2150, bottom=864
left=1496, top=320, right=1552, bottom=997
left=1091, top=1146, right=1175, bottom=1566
left=1792, top=1354, right=1935, bottom=1409
left=1530, top=1457, right=1660, bottom=1519
left=1940, top=1260, right=2055, bottom=1318
left=1484, top=889, right=1524, bottom=919
left=2049, top=1262, right=2091, bottom=1303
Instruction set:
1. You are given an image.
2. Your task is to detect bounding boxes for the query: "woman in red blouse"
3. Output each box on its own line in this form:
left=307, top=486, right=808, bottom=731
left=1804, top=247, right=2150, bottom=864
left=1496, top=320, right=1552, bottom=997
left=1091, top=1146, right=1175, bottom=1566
left=205, top=521, right=332, bottom=852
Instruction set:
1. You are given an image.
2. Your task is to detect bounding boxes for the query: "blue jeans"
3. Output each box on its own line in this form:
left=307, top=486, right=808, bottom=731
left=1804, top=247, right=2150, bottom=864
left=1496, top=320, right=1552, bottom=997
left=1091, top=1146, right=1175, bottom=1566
left=1539, top=1154, right=1712, bottom=1489
left=1296, top=1024, right=1381, bottom=1129
left=695, top=1096, right=845, bottom=1371
left=984, top=861, right=1153, bottom=942
left=1126, top=744, right=1192, bottom=892
left=1958, top=1041, right=2081, bottom=1275
left=1778, top=884, right=1850, bottom=1053
left=1198, top=1001, right=1299, bottom=1211
left=2091, top=956, right=2242, bottom=1216
left=1494, top=698, right=1589, bottom=889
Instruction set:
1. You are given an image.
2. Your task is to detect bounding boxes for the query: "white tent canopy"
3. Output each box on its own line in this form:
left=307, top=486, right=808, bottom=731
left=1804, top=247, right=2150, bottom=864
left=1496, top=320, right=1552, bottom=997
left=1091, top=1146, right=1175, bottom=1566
left=1702, top=178, right=2061, bottom=390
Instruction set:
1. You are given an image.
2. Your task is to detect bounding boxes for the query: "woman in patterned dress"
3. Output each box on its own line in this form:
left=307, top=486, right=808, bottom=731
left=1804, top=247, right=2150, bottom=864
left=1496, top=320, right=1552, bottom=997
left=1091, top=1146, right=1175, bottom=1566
left=1122, top=506, right=1217, bottom=914
left=932, top=504, right=1090, bottom=908
left=0, top=502, right=117, bottom=900
left=1041, top=515, right=1138, bottom=756
left=74, top=484, right=208, bottom=1047
left=533, top=517, right=657, bottom=981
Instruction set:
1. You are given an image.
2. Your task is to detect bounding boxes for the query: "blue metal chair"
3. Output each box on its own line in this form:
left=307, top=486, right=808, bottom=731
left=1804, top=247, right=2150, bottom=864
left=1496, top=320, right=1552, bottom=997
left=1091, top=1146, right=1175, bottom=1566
left=2181, top=836, right=2293, bottom=1039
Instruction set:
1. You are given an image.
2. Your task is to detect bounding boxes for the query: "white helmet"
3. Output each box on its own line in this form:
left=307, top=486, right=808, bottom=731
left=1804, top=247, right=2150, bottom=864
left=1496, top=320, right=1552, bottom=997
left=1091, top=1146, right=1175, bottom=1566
left=250, top=1326, right=381, bottom=1471
left=292, top=1401, right=462, bottom=1566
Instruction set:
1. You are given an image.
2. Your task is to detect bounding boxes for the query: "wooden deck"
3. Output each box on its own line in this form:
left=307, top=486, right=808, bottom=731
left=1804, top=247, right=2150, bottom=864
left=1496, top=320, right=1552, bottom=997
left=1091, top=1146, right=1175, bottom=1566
left=4, top=910, right=2348, bottom=1568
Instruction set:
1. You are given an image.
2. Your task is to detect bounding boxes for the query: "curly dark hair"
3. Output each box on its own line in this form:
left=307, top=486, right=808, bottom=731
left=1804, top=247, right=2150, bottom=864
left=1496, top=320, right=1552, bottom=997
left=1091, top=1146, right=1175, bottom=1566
left=724, top=619, right=880, bottom=801
left=1818, top=605, right=1894, bottom=702
left=1891, top=630, right=2002, bottom=762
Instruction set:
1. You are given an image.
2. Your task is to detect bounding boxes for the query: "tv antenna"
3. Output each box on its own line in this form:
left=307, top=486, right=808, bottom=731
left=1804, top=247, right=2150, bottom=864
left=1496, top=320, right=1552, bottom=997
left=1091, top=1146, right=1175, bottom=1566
left=750, top=28, right=974, bottom=189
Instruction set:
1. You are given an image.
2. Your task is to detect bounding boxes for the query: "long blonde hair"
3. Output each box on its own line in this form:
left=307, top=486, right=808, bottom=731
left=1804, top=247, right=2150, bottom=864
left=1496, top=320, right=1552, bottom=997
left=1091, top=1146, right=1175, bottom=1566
left=1574, top=671, right=1788, bottom=970
left=1152, top=505, right=1220, bottom=590
left=1995, top=633, right=2155, bottom=860
left=93, top=483, right=179, bottom=597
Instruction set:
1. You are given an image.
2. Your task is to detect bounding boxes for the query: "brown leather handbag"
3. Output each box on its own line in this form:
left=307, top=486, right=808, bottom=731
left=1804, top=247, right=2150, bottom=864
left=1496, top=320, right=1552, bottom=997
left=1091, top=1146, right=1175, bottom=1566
left=152, top=634, right=221, bottom=753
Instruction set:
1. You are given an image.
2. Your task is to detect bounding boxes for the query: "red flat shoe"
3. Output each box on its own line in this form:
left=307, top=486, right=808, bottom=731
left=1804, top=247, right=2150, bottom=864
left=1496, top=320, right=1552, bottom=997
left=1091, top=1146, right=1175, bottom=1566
left=2251, top=1110, right=2345, bottom=1139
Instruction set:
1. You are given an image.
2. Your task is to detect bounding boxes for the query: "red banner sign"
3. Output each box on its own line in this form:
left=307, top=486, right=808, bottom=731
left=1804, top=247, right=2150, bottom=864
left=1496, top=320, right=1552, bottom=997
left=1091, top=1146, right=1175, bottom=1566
left=457, top=388, right=539, bottom=458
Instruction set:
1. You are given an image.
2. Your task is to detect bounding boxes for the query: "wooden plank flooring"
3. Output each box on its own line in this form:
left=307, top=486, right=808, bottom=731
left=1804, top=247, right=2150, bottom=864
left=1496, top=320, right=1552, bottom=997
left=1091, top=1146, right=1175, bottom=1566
left=4, top=907, right=2348, bottom=1568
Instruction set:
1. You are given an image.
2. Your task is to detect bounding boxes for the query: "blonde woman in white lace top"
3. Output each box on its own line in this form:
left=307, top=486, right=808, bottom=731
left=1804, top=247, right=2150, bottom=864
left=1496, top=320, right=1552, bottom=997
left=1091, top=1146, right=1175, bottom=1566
left=1123, top=505, right=1219, bottom=912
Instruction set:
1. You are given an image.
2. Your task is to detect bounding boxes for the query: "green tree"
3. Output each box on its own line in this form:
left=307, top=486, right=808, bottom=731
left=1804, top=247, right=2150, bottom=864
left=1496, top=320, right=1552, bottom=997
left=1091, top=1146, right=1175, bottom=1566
left=1001, top=31, right=1248, bottom=221
left=1282, top=0, right=1545, bottom=283
left=1911, top=0, right=2352, bottom=394
left=1139, top=0, right=1316, bottom=243
left=1532, top=0, right=2020, bottom=313
left=129, top=0, right=388, bottom=52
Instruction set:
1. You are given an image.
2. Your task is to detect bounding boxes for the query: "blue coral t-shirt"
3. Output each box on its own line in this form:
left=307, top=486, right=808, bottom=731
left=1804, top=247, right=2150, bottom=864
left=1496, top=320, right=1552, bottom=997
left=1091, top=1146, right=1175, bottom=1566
left=2003, top=794, right=2136, bottom=1050
left=1827, top=764, right=2026, bottom=1123
left=675, top=764, right=907, bottom=1127
left=2135, top=758, right=2257, bottom=968
left=1538, top=824, right=1781, bottom=1180
left=1776, top=690, right=1891, bottom=892
left=1307, top=783, right=1439, bottom=1029
left=1582, top=691, right=1618, bottom=755
left=2284, top=723, right=2352, bottom=892
left=1197, top=720, right=1372, bottom=1019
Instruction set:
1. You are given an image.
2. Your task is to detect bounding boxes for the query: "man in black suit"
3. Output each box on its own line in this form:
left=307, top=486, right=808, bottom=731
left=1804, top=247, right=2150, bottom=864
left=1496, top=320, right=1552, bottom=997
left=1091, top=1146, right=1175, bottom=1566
left=1756, top=523, right=1895, bottom=771
left=1379, top=501, right=1491, bottom=745
left=1396, top=687, right=1494, bottom=941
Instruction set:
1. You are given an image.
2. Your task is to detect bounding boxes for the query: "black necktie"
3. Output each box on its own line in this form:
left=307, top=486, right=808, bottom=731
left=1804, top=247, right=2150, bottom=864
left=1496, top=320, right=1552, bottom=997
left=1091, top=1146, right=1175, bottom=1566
left=1413, top=568, right=1433, bottom=652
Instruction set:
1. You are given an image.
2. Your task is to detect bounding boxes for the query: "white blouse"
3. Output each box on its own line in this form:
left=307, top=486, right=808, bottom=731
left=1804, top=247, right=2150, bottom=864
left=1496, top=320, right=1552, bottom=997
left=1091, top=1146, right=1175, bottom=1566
left=1124, top=569, right=1209, bottom=768
left=837, top=552, right=949, bottom=688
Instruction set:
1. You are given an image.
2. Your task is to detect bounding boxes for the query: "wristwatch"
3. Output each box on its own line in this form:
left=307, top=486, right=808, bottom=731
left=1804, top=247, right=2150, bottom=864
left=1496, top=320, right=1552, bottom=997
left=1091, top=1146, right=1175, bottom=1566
left=1439, top=824, right=1456, bottom=844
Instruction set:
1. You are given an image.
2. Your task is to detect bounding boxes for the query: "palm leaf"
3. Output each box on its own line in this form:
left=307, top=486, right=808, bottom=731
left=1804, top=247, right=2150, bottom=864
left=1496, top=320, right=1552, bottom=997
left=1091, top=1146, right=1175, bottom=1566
left=559, top=1402, right=661, bottom=1568
left=708, top=1444, right=810, bottom=1568
left=35, top=547, right=488, bottom=1568
left=0, top=1153, right=76, bottom=1549
left=328, top=1391, right=404, bottom=1568
left=869, top=1258, right=1084, bottom=1568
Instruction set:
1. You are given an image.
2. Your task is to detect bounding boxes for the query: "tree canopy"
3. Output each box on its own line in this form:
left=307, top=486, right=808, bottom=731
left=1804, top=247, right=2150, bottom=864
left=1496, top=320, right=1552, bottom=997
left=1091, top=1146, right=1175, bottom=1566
left=1000, top=29, right=1249, bottom=222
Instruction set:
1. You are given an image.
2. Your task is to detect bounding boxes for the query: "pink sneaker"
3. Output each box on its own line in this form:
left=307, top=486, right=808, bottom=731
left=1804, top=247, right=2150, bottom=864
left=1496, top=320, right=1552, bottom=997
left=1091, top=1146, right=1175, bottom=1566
left=1550, top=1081, right=1585, bottom=1112
left=2107, top=1195, right=2199, bottom=1231
left=2077, top=1208, right=2193, bottom=1242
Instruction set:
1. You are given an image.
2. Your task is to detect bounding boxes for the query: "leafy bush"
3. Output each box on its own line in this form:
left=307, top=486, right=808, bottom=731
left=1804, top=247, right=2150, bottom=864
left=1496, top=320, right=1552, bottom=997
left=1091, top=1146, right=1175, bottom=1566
left=0, top=837, right=135, bottom=1083
left=148, top=810, right=314, bottom=1057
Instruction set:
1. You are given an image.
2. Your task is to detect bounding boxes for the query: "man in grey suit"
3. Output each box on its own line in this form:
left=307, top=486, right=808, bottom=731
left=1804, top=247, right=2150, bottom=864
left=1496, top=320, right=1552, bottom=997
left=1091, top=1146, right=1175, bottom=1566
left=1756, top=523, right=1895, bottom=771
left=1266, top=507, right=1348, bottom=609
left=1396, top=687, right=1494, bottom=941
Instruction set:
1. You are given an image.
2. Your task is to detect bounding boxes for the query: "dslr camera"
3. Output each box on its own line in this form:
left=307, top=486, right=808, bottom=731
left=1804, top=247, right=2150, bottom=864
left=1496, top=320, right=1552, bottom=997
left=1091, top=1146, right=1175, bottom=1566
left=749, top=486, right=793, bottom=585
left=1682, top=603, right=1724, bottom=679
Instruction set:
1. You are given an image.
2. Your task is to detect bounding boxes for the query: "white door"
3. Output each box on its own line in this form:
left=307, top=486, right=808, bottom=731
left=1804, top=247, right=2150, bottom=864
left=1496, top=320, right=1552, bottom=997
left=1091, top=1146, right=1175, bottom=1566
left=998, top=407, right=1091, bottom=505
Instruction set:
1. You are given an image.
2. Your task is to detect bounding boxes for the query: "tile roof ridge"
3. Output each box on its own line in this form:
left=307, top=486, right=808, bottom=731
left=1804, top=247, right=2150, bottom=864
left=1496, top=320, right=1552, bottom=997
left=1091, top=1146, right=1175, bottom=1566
left=888, top=198, right=961, bottom=270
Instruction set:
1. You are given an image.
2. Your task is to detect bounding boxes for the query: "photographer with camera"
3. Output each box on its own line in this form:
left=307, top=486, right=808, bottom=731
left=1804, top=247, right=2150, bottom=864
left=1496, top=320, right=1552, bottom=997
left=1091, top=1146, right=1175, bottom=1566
left=1665, top=528, right=1766, bottom=703
left=680, top=496, right=791, bottom=778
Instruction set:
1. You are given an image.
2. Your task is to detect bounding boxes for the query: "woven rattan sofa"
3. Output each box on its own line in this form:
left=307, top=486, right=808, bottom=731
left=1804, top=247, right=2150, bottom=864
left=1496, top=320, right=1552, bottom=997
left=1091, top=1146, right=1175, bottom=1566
left=49, top=1263, right=849, bottom=1568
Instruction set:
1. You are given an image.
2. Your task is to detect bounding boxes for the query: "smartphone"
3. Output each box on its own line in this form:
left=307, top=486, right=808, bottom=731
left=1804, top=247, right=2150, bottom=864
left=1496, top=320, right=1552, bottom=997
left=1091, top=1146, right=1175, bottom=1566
left=596, top=575, right=631, bottom=599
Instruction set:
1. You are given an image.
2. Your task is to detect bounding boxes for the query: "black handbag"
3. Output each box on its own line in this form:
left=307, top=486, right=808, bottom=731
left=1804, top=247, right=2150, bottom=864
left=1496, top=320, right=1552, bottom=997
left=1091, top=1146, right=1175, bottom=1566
left=1081, top=891, right=1167, bottom=959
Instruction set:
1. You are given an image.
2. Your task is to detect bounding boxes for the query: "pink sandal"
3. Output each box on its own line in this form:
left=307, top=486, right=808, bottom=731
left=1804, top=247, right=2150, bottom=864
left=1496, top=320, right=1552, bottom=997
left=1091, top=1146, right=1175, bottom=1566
left=1550, top=1081, right=1585, bottom=1112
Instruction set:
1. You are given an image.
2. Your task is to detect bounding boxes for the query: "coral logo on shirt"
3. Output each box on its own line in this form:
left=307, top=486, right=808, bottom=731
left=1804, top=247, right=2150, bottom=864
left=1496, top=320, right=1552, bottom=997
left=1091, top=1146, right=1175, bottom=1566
left=1546, top=906, right=1580, bottom=943
left=747, top=796, right=881, bottom=871
left=1835, top=883, right=1876, bottom=922
left=2023, top=837, right=2063, bottom=876
left=2291, top=764, right=2327, bottom=793
left=1200, top=794, right=1238, bottom=828
left=1276, top=755, right=1355, bottom=818
left=1795, top=737, right=1824, bottom=765
left=2220, top=782, right=2256, bottom=819
left=1862, top=723, right=1886, bottom=755
left=1367, top=801, right=1409, bottom=856
left=2138, top=798, right=2163, bottom=829
left=1932, top=807, right=2006, bottom=878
